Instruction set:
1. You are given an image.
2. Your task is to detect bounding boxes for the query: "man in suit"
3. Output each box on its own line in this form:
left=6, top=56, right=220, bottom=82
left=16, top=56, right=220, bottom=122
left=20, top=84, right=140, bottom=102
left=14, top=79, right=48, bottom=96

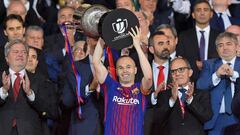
left=0, top=39, right=47, bottom=135
left=155, top=57, right=212, bottom=135
left=197, top=32, right=240, bottom=135
left=25, top=25, right=49, bottom=78
left=62, top=54, right=103, bottom=135
left=176, top=0, right=220, bottom=82
left=144, top=31, right=172, bottom=135
left=223, top=78, right=240, bottom=135
left=25, top=46, right=59, bottom=135
left=210, top=0, right=240, bottom=32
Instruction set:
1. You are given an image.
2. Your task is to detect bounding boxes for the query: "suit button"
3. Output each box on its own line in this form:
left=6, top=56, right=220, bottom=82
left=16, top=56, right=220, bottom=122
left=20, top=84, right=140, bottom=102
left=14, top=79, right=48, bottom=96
left=181, top=122, right=185, bottom=126
left=42, top=112, right=47, bottom=116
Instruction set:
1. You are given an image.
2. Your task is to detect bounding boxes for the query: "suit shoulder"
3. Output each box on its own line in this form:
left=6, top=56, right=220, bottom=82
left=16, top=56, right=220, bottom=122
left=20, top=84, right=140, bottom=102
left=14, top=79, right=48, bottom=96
left=179, top=28, right=195, bottom=37
left=210, top=28, right=221, bottom=35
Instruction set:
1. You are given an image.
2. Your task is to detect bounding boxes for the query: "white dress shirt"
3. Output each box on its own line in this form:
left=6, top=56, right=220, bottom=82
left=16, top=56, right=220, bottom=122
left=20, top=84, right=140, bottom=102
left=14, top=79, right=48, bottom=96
left=172, top=0, right=191, bottom=14
left=196, top=25, right=210, bottom=60
left=151, top=60, right=169, bottom=105
left=215, top=11, right=232, bottom=30
left=169, top=85, right=193, bottom=107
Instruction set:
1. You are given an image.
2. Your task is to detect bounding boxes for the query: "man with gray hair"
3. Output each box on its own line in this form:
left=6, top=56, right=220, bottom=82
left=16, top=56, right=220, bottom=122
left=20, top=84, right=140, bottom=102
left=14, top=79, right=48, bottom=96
left=25, top=25, right=44, bottom=50
left=226, top=25, right=240, bottom=56
left=197, top=32, right=240, bottom=135
left=0, top=39, right=47, bottom=135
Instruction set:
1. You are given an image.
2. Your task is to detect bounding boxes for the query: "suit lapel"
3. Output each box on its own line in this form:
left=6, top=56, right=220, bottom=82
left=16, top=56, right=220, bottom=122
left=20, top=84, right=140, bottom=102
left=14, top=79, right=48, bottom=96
left=208, top=29, right=217, bottom=59
left=213, top=58, right=223, bottom=71
left=192, top=28, right=201, bottom=60
left=234, top=57, right=240, bottom=73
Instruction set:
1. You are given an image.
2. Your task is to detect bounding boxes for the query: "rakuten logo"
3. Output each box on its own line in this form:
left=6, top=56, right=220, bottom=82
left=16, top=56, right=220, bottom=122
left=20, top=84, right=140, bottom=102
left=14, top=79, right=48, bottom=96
left=112, top=96, right=140, bottom=105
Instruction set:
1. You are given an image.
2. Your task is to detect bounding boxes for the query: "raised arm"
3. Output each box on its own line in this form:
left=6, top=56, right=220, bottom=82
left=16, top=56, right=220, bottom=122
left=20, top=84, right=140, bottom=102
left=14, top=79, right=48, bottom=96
left=129, top=26, right=153, bottom=92
left=92, top=38, right=108, bottom=84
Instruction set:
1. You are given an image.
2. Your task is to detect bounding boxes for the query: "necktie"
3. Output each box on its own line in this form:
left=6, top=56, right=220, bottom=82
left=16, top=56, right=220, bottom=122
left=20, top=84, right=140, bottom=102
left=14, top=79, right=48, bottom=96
left=179, top=88, right=187, bottom=104
left=199, top=30, right=205, bottom=61
left=224, top=63, right=232, bottom=114
left=217, top=13, right=225, bottom=32
left=13, top=73, right=21, bottom=101
left=157, top=66, right=165, bottom=87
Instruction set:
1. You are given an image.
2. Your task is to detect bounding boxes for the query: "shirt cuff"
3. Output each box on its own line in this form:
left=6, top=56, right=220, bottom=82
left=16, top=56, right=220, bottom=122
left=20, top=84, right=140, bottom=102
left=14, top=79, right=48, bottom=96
left=151, top=93, right=157, bottom=105
left=230, top=71, right=239, bottom=82
left=0, top=87, right=8, bottom=100
left=212, top=72, right=221, bottom=86
left=169, top=98, right=176, bottom=107
left=172, top=0, right=190, bottom=14
left=27, top=90, right=35, bottom=101
left=62, top=48, right=66, bottom=56
left=186, top=96, right=193, bottom=105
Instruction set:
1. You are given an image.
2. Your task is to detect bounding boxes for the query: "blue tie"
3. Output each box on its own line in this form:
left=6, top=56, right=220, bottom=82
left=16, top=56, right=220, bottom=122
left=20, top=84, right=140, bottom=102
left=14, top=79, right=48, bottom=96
left=217, top=13, right=225, bottom=32
left=179, top=88, right=187, bottom=104
left=224, top=78, right=232, bottom=114
left=199, top=31, right=205, bottom=61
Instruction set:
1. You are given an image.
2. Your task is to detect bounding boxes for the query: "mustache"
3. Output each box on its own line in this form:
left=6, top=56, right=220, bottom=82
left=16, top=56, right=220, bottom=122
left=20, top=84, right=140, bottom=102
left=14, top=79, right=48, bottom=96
left=162, top=49, right=170, bottom=53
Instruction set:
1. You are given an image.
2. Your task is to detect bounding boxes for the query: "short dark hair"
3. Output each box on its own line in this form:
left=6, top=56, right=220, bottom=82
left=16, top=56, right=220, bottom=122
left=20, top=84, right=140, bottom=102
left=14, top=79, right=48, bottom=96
left=148, top=31, right=166, bottom=46
left=3, top=14, right=24, bottom=30
left=193, top=0, right=212, bottom=12
left=27, top=46, right=39, bottom=60
left=156, top=24, right=178, bottom=38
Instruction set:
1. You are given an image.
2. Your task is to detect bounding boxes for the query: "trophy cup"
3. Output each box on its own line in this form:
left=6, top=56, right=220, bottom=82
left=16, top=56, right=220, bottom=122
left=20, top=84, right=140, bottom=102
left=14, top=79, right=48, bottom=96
left=74, top=5, right=139, bottom=50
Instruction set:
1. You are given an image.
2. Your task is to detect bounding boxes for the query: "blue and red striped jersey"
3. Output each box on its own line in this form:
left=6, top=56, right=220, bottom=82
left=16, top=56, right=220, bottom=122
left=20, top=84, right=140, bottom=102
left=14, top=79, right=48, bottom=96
left=102, top=74, right=147, bottom=135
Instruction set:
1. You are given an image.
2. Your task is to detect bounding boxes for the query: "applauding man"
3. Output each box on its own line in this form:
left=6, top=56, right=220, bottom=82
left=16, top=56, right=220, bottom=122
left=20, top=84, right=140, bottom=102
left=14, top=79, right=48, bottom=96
left=155, top=57, right=212, bottom=135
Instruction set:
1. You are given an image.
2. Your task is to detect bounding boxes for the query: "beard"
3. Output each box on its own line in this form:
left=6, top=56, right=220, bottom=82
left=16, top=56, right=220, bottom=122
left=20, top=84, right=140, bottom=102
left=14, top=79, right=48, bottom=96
left=156, top=49, right=170, bottom=60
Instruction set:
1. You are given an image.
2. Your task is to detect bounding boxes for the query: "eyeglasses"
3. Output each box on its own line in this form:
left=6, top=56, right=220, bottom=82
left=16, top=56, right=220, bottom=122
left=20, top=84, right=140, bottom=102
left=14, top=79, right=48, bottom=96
left=170, top=67, right=189, bottom=75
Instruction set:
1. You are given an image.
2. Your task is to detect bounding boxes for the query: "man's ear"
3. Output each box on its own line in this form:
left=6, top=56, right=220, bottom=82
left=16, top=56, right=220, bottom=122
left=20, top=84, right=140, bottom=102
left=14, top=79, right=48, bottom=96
left=188, top=69, right=193, bottom=78
left=149, top=46, right=154, bottom=54
left=134, top=67, right=137, bottom=74
left=192, top=12, right=195, bottom=20
left=4, top=30, right=7, bottom=36
left=5, top=56, right=9, bottom=64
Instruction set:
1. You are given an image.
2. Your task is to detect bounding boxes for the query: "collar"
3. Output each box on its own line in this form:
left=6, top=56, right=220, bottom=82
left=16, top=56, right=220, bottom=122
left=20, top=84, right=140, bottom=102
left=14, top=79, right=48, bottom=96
left=178, top=85, right=189, bottom=91
left=170, top=51, right=176, bottom=60
left=9, top=68, right=25, bottom=77
left=152, top=60, right=169, bottom=69
left=222, top=56, right=236, bottom=65
left=195, top=25, right=210, bottom=33
left=215, top=9, right=231, bottom=17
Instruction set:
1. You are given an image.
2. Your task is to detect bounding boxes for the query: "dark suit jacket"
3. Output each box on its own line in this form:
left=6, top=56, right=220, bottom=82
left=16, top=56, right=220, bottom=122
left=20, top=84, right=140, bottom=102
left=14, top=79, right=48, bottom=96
left=176, top=27, right=220, bottom=82
left=144, top=58, right=172, bottom=135
left=196, top=57, right=240, bottom=130
left=224, top=78, right=240, bottom=135
left=62, top=56, right=102, bottom=135
left=0, top=70, right=50, bottom=135
left=154, top=89, right=212, bottom=135
left=232, top=78, right=240, bottom=120
left=210, top=11, right=240, bottom=32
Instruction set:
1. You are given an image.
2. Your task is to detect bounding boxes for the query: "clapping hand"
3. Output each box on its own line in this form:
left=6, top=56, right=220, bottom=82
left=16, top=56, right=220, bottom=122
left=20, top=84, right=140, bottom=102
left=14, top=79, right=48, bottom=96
left=1, top=71, right=10, bottom=93
left=22, top=73, right=33, bottom=96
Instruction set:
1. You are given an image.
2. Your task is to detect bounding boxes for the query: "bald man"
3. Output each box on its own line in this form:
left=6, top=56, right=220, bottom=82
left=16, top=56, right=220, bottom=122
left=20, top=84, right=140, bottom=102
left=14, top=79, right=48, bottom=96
left=226, top=25, right=240, bottom=56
